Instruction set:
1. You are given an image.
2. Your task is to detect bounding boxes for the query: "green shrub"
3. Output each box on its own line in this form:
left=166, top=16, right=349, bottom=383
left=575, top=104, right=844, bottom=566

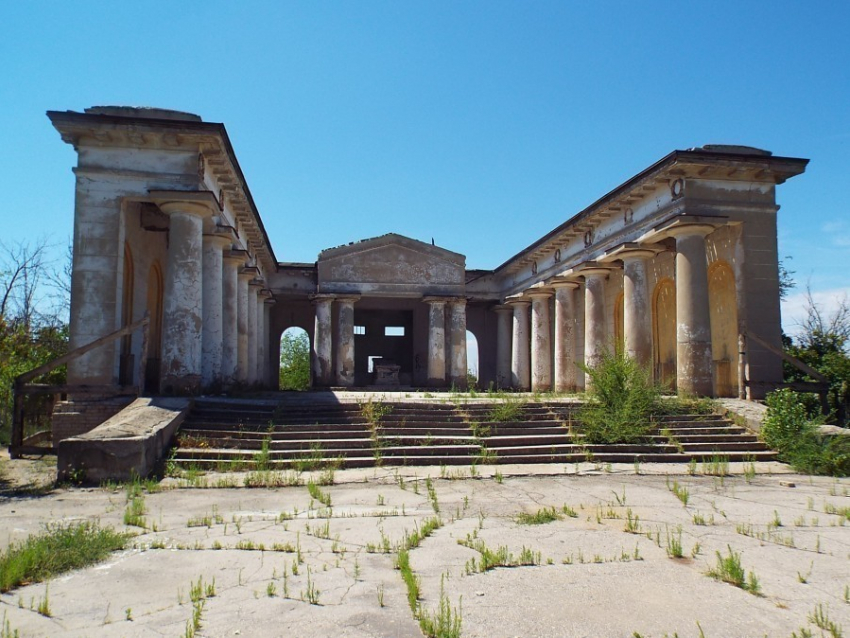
left=278, top=330, right=310, bottom=390
left=579, top=350, right=660, bottom=444
left=763, top=389, right=850, bottom=476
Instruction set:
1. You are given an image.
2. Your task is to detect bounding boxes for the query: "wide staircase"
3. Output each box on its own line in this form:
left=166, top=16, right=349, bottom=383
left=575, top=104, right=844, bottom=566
left=168, top=396, right=777, bottom=471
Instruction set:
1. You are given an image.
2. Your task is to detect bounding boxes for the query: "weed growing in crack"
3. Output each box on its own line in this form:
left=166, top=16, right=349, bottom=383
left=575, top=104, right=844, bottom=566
left=667, top=479, right=690, bottom=507
left=307, top=480, right=332, bottom=507
left=515, top=507, right=561, bottom=525
left=418, top=574, right=462, bottom=638
left=707, top=546, right=761, bottom=595
left=808, top=603, right=843, bottom=638
left=665, top=525, right=684, bottom=559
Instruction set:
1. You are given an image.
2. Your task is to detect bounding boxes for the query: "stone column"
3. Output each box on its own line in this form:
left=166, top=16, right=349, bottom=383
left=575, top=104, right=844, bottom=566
left=449, top=299, right=468, bottom=388
left=424, top=297, right=448, bottom=387
left=312, top=295, right=334, bottom=386
left=671, top=224, right=715, bottom=397
left=528, top=289, right=553, bottom=392
left=621, top=249, right=657, bottom=369
left=247, top=280, right=260, bottom=384
left=236, top=269, right=252, bottom=382
left=159, top=203, right=211, bottom=393
left=583, top=269, right=610, bottom=372
left=256, top=291, right=267, bottom=387
left=553, top=282, right=579, bottom=392
left=263, top=298, right=275, bottom=386
left=221, top=251, right=242, bottom=385
left=493, top=305, right=513, bottom=389
left=335, top=296, right=359, bottom=386
left=201, top=233, right=229, bottom=388
left=509, top=299, right=531, bottom=391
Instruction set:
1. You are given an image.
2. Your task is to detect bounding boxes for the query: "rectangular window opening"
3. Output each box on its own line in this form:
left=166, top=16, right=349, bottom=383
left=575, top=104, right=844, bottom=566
left=354, top=325, right=366, bottom=335
left=384, top=326, right=405, bottom=337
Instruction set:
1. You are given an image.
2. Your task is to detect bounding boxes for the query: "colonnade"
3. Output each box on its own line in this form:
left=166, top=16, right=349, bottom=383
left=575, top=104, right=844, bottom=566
left=154, top=193, right=274, bottom=393
left=496, top=226, right=717, bottom=396
left=311, top=294, right=360, bottom=387
left=311, top=295, right=467, bottom=388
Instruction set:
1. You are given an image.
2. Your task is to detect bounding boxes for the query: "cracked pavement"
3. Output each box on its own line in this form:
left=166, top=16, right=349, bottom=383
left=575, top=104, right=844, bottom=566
left=1, top=461, right=848, bottom=637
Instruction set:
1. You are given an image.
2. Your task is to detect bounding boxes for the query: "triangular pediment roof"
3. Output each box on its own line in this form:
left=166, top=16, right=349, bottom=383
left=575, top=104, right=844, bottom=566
left=318, top=233, right=464, bottom=266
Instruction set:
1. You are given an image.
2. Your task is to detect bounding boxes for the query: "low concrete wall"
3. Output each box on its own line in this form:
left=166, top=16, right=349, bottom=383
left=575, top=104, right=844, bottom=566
left=57, top=397, right=192, bottom=482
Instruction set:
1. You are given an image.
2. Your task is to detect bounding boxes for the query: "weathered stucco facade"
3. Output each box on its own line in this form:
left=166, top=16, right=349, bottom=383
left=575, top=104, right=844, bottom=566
left=49, top=107, right=808, bottom=403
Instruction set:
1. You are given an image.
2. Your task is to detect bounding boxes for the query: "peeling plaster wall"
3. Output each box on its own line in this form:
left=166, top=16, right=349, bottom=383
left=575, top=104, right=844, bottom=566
left=68, top=145, right=199, bottom=385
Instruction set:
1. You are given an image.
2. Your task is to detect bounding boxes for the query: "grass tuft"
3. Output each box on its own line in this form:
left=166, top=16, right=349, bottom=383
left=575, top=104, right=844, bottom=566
left=0, top=522, right=128, bottom=592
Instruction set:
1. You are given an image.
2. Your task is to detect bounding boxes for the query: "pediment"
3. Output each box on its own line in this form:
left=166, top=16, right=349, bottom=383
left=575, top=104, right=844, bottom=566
left=317, top=234, right=466, bottom=295
left=319, top=233, right=464, bottom=265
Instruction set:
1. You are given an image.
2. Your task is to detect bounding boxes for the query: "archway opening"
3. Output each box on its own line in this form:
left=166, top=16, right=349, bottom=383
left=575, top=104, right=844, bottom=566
left=144, top=262, right=163, bottom=392
left=613, top=292, right=625, bottom=354
left=708, top=261, right=739, bottom=397
left=119, top=242, right=134, bottom=385
left=653, top=279, right=677, bottom=390
left=279, top=326, right=311, bottom=390
left=466, top=329, right=479, bottom=388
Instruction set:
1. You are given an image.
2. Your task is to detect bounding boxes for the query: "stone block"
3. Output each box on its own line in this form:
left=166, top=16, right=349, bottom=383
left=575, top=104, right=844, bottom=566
left=57, top=397, right=191, bottom=482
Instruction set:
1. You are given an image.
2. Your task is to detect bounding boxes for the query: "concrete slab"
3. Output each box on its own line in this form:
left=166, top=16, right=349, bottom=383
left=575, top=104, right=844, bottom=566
left=0, top=464, right=847, bottom=637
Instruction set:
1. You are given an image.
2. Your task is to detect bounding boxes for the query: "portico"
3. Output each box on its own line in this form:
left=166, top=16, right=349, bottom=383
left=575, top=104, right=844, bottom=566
left=48, top=107, right=808, bottom=406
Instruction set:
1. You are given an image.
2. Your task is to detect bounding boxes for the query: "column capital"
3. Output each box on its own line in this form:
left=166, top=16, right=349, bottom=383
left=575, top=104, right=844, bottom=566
left=309, top=293, right=337, bottom=303
left=642, top=215, right=726, bottom=242
left=149, top=190, right=219, bottom=218
left=524, top=284, right=553, bottom=299
left=548, top=279, right=581, bottom=290
left=504, top=294, right=531, bottom=307
left=335, top=295, right=361, bottom=305
left=203, top=233, right=232, bottom=249
left=601, top=242, right=664, bottom=263
left=239, top=265, right=259, bottom=280
left=224, top=248, right=248, bottom=265
left=423, top=296, right=452, bottom=305
left=492, top=304, right=514, bottom=315
left=448, top=297, right=467, bottom=308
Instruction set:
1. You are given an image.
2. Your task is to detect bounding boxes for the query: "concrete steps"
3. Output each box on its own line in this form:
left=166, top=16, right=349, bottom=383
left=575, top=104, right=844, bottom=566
left=168, top=397, right=777, bottom=470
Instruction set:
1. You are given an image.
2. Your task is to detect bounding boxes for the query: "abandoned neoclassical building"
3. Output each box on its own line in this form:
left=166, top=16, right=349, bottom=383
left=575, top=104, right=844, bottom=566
left=48, top=106, right=807, bottom=401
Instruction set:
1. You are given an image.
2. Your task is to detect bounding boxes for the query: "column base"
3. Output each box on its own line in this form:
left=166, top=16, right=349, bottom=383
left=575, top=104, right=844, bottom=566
left=161, top=374, right=202, bottom=396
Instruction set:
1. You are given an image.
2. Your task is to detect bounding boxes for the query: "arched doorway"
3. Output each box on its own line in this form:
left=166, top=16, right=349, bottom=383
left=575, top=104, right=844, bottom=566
left=613, top=292, right=624, bottom=354
left=145, top=262, right=164, bottom=392
left=653, top=279, right=676, bottom=390
left=708, top=261, right=739, bottom=397
left=119, top=243, right=134, bottom=385
left=466, top=329, right=479, bottom=387
left=280, top=326, right=311, bottom=390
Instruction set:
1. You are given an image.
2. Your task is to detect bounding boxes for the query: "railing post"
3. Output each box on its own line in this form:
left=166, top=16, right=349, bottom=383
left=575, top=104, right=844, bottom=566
left=10, top=379, right=25, bottom=458
left=738, top=333, right=747, bottom=400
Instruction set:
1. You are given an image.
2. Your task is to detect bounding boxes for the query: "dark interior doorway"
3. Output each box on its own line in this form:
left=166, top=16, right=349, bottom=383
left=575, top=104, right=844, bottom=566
left=353, top=309, right=414, bottom=386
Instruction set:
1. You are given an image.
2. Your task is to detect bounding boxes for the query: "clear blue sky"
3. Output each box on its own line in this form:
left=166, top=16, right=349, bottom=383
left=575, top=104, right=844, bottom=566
left=2, top=1, right=848, bottom=337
